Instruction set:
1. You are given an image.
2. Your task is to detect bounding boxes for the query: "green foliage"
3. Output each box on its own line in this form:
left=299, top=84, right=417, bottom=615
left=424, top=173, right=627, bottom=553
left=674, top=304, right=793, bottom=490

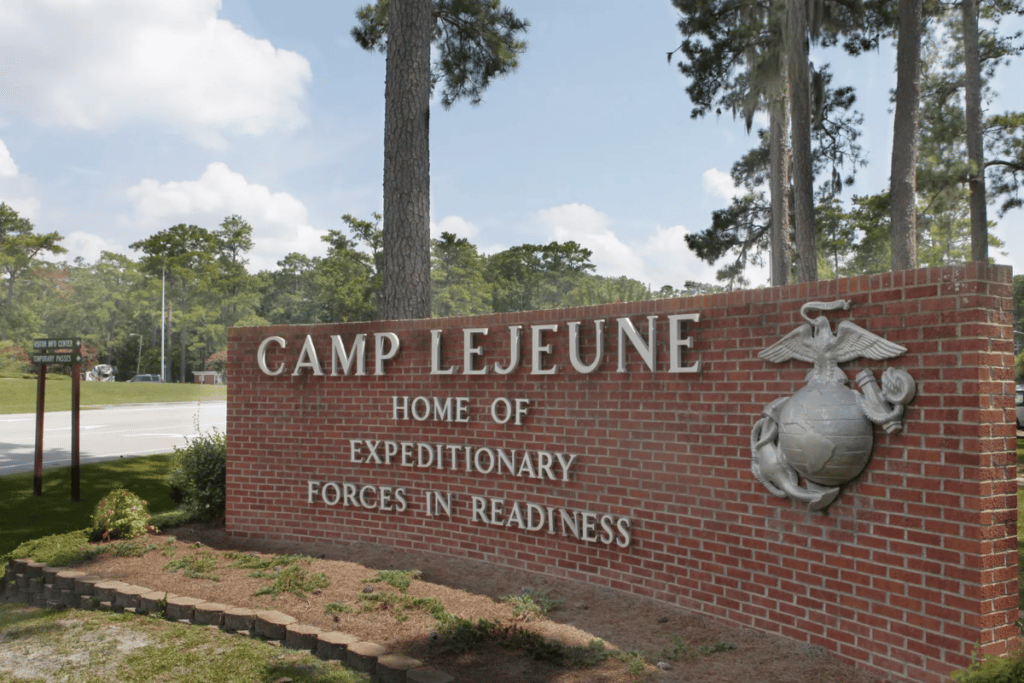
left=91, top=489, right=152, bottom=541
left=615, top=649, right=648, bottom=677
left=357, top=587, right=448, bottom=623
left=325, top=601, right=354, bottom=615
left=502, top=589, right=561, bottom=620
left=0, top=453, right=176, bottom=561
left=0, top=203, right=67, bottom=346
left=149, top=506, right=205, bottom=530
left=363, top=568, right=422, bottom=593
left=164, top=550, right=221, bottom=581
left=168, top=429, right=226, bottom=522
left=252, top=565, right=329, bottom=599
left=3, top=530, right=159, bottom=568
left=224, top=552, right=327, bottom=598
left=0, top=340, right=30, bottom=376
left=432, top=232, right=488, bottom=317
left=3, top=530, right=97, bottom=566
left=682, top=71, right=867, bottom=286
left=656, top=633, right=696, bottom=661
left=484, top=241, right=599, bottom=311
left=434, top=617, right=502, bottom=654
left=951, top=646, right=1024, bottom=682
left=704, top=641, right=738, bottom=654
left=351, top=0, right=530, bottom=109
left=104, top=538, right=159, bottom=558
left=226, top=552, right=313, bottom=571
left=432, top=615, right=618, bottom=669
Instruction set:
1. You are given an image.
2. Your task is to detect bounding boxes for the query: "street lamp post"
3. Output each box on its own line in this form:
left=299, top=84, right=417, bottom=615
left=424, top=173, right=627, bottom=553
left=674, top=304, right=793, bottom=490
left=129, top=333, right=141, bottom=376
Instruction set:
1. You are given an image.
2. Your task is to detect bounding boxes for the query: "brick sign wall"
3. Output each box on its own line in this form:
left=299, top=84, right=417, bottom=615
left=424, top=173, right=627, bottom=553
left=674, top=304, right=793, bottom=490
left=226, top=263, right=1019, bottom=682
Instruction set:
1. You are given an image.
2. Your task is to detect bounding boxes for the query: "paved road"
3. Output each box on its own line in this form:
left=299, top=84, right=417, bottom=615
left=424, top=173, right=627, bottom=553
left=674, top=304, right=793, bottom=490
left=0, top=402, right=227, bottom=475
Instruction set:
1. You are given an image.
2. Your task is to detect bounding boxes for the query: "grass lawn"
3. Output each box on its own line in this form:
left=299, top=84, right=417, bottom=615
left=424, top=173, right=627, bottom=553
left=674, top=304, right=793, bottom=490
left=0, top=376, right=226, bottom=414
left=0, top=605, right=364, bottom=683
left=0, top=454, right=177, bottom=559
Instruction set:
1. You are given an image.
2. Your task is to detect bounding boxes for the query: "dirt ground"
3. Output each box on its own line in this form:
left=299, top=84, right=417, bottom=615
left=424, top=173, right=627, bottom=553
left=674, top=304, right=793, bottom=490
left=74, top=524, right=889, bottom=683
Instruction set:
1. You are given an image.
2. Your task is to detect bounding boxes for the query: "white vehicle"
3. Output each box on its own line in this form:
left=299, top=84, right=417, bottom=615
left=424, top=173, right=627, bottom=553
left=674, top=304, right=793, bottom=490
left=88, top=364, right=116, bottom=381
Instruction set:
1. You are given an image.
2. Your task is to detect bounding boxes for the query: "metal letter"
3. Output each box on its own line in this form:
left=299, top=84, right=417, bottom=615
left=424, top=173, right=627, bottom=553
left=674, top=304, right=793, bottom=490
left=257, top=336, right=286, bottom=376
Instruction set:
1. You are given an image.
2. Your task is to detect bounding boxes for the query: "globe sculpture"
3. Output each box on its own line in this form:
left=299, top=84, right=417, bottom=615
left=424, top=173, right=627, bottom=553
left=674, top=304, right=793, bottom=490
left=777, top=383, right=874, bottom=486
left=752, top=300, right=917, bottom=511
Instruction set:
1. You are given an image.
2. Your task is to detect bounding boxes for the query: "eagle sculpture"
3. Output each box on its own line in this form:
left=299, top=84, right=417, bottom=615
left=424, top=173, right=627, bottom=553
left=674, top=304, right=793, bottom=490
left=758, top=300, right=907, bottom=385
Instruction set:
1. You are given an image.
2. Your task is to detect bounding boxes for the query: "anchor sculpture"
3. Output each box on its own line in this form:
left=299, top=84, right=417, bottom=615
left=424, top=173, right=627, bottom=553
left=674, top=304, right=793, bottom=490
left=752, top=300, right=916, bottom=511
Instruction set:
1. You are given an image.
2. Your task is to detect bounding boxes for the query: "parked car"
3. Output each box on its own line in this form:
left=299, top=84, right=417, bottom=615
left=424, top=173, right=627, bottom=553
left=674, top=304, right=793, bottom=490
left=1016, top=384, right=1024, bottom=429
left=130, top=374, right=163, bottom=383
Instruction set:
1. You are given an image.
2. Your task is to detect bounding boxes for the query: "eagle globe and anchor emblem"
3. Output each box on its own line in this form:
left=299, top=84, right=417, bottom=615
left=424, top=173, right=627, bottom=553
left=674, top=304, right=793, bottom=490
left=752, top=300, right=917, bottom=511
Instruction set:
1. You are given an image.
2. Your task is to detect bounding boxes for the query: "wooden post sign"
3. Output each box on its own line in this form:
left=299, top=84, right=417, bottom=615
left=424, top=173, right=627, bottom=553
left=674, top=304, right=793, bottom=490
left=31, top=338, right=83, bottom=500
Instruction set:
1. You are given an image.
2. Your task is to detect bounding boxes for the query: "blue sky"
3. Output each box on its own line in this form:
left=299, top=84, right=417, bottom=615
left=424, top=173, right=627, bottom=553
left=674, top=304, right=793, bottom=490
left=0, top=0, right=1020, bottom=292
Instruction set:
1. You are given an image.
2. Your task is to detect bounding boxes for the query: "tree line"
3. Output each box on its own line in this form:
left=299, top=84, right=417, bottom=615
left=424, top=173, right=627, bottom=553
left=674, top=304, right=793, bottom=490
left=0, top=200, right=1021, bottom=382
left=0, top=204, right=714, bottom=382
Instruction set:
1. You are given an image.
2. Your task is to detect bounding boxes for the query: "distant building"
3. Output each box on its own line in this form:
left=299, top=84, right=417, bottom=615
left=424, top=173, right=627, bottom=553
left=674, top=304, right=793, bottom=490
left=192, top=371, right=223, bottom=385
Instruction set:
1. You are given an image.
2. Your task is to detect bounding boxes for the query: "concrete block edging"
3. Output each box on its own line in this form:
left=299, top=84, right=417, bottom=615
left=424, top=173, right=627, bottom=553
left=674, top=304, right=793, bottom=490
left=2, top=558, right=454, bottom=683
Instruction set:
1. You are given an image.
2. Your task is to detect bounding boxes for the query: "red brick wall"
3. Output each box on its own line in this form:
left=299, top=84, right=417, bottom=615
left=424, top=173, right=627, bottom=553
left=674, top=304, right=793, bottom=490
left=226, top=263, right=1018, bottom=682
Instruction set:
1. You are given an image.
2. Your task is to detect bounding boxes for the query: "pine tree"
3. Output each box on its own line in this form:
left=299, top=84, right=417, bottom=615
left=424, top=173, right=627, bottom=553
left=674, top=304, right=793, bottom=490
left=681, top=71, right=866, bottom=284
left=352, top=0, right=528, bottom=320
left=890, top=0, right=924, bottom=271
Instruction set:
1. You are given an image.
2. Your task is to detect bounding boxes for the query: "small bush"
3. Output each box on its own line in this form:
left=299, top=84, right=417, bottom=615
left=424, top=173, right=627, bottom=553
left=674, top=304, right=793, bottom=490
left=253, top=565, right=328, bottom=599
left=167, top=429, right=226, bottom=523
left=326, top=602, right=354, bottom=615
left=91, top=489, right=151, bottom=541
left=503, top=589, right=561, bottom=620
left=952, top=647, right=1024, bottom=682
left=363, top=569, right=422, bottom=594
left=2, top=530, right=97, bottom=566
left=149, top=507, right=202, bottom=530
left=164, top=550, right=221, bottom=581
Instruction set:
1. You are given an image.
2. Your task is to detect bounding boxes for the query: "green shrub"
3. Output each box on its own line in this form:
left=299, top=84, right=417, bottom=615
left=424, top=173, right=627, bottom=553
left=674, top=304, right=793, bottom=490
left=952, top=647, right=1024, bottom=682
left=0, top=340, right=30, bottom=375
left=167, top=429, right=226, bottom=523
left=91, top=489, right=151, bottom=541
left=2, top=530, right=97, bottom=566
left=149, top=507, right=203, bottom=530
left=503, top=589, right=561, bottom=620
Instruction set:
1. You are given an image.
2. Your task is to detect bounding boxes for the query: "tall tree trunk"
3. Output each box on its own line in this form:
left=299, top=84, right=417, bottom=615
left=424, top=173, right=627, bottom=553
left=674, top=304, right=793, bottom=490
left=769, top=86, right=792, bottom=287
left=890, top=0, right=923, bottom=271
left=963, top=0, right=988, bottom=262
left=382, top=0, right=433, bottom=320
left=787, top=0, right=817, bottom=282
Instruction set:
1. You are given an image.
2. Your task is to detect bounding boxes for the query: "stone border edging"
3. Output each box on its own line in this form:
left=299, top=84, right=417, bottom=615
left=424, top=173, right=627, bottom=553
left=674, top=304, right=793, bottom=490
left=1, top=558, right=453, bottom=683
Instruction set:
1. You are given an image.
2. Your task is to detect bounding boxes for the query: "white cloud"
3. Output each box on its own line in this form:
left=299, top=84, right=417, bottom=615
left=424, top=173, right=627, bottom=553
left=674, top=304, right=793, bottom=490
left=532, top=202, right=729, bottom=290
left=60, top=231, right=125, bottom=265
left=702, top=168, right=742, bottom=201
left=637, top=224, right=719, bottom=289
left=0, top=0, right=311, bottom=146
left=0, top=140, right=17, bottom=177
left=0, top=138, right=41, bottom=219
left=431, top=215, right=479, bottom=241
left=124, top=162, right=324, bottom=272
left=535, top=203, right=645, bottom=278
left=0, top=193, right=41, bottom=221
